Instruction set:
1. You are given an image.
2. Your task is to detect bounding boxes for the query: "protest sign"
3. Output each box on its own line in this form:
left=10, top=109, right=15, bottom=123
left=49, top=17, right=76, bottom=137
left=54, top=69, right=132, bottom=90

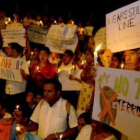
left=58, top=70, right=82, bottom=91
left=45, top=25, right=78, bottom=53
left=27, top=25, right=47, bottom=44
left=106, top=1, right=140, bottom=52
left=92, top=66, right=140, bottom=140
left=0, top=57, right=27, bottom=82
left=1, top=28, right=26, bottom=47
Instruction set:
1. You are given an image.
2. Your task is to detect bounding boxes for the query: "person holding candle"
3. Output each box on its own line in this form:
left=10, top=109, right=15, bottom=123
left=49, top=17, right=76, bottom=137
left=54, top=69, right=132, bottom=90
left=10, top=104, right=42, bottom=140
left=25, top=79, right=78, bottom=140
left=30, top=46, right=56, bottom=89
left=69, top=47, right=95, bottom=116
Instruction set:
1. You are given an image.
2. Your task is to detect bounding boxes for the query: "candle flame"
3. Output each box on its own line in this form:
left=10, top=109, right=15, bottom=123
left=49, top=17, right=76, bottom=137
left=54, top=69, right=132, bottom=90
left=95, top=44, right=102, bottom=52
left=60, top=134, right=63, bottom=139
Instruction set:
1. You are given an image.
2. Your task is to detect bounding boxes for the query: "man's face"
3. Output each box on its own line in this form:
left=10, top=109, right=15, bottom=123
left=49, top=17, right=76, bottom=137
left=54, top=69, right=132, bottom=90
left=5, top=46, right=12, bottom=57
left=13, top=111, right=23, bottom=124
left=124, top=50, right=139, bottom=70
left=63, top=53, right=72, bottom=65
left=43, top=83, right=60, bottom=106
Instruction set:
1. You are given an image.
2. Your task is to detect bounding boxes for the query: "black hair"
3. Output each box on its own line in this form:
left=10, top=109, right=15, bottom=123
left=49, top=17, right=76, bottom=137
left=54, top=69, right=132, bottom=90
left=64, top=49, right=74, bottom=58
left=8, top=42, right=23, bottom=54
left=78, top=112, right=91, bottom=124
left=40, top=46, right=51, bottom=55
left=16, top=103, right=30, bottom=119
left=43, top=78, right=62, bottom=92
left=113, top=53, right=122, bottom=63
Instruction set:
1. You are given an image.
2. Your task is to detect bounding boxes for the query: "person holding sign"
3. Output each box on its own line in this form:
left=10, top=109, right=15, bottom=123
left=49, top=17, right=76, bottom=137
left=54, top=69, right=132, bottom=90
left=4, top=42, right=29, bottom=114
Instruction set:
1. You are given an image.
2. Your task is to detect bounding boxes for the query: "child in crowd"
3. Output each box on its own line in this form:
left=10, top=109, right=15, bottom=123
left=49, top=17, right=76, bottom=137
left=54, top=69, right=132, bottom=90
left=10, top=104, right=42, bottom=140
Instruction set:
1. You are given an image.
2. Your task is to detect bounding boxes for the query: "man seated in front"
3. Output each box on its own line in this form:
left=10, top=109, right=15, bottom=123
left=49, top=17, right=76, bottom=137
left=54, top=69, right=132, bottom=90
left=25, top=78, right=78, bottom=140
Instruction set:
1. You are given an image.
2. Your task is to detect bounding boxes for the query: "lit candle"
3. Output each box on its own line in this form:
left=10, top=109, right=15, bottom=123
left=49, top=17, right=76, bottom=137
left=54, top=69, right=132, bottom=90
left=72, top=21, right=74, bottom=25
left=59, top=134, right=63, bottom=140
left=16, top=105, right=20, bottom=111
left=57, top=69, right=60, bottom=73
left=120, top=61, right=124, bottom=69
left=27, top=60, right=31, bottom=66
left=16, top=125, right=21, bottom=132
left=31, top=51, right=33, bottom=55
left=54, top=20, right=57, bottom=24
left=39, top=20, right=43, bottom=26
left=94, top=44, right=102, bottom=67
left=36, top=66, right=40, bottom=72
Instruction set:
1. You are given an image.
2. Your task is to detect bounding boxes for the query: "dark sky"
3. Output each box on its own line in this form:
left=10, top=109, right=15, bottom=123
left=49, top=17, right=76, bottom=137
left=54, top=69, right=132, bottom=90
left=0, top=0, right=138, bottom=29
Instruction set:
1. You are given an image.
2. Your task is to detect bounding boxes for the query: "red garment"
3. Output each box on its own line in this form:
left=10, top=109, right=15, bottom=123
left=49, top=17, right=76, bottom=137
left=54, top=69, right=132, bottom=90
left=30, top=62, right=56, bottom=87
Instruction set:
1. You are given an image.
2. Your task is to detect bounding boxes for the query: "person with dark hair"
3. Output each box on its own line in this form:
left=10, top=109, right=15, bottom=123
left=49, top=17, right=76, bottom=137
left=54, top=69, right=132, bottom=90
left=25, top=78, right=78, bottom=140
left=58, top=49, right=74, bottom=71
left=124, top=48, right=140, bottom=71
left=30, top=46, right=56, bottom=88
left=0, top=100, right=12, bottom=119
left=76, top=119, right=117, bottom=140
left=111, top=53, right=122, bottom=69
left=4, top=42, right=29, bottom=114
left=69, top=47, right=95, bottom=116
left=10, top=103, right=42, bottom=140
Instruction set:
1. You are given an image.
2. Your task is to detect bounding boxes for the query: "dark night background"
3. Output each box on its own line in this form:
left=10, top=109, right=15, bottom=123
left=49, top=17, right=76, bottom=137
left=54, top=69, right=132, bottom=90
left=0, top=0, right=138, bottom=30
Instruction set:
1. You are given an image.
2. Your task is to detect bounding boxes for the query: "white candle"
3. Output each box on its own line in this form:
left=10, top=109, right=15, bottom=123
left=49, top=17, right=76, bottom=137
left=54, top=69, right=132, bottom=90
left=120, top=61, right=124, bottom=69
left=94, top=44, right=102, bottom=67
left=16, top=105, right=19, bottom=111
left=57, top=69, right=60, bottom=73
left=31, top=51, right=33, bottom=55
left=36, top=66, right=40, bottom=72
left=16, top=125, right=21, bottom=131
left=94, top=51, right=98, bottom=67
left=59, top=134, right=63, bottom=140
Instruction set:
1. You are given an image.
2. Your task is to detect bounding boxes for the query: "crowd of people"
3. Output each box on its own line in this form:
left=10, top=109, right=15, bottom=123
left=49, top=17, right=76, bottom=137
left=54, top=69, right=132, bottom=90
left=0, top=10, right=139, bottom=140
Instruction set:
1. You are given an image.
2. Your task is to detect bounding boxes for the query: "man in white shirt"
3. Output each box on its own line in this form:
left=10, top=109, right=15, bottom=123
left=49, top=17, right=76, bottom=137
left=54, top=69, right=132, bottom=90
left=4, top=42, right=29, bottom=113
left=26, top=78, right=78, bottom=140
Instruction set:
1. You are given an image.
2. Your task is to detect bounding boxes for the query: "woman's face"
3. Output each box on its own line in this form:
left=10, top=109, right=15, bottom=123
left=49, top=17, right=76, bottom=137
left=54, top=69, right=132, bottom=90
left=124, top=50, right=139, bottom=70
left=111, top=56, right=120, bottom=68
left=39, top=50, right=49, bottom=63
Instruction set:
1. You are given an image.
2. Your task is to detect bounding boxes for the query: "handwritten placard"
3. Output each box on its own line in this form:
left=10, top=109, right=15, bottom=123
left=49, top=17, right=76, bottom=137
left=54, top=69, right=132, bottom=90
left=1, top=28, right=26, bottom=47
left=106, top=1, right=140, bottom=52
left=94, top=27, right=106, bottom=50
left=45, top=25, right=78, bottom=53
left=0, top=57, right=27, bottom=82
left=58, top=70, right=82, bottom=91
left=92, top=66, right=140, bottom=140
left=27, top=25, right=47, bottom=44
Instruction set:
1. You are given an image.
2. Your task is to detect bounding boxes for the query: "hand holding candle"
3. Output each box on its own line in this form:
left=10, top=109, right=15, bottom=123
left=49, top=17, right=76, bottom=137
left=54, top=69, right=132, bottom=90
left=94, top=44, right=102, bottom=67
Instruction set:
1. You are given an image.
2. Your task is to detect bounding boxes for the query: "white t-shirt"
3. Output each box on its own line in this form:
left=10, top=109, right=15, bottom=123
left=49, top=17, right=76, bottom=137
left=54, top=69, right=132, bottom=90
left=30, top=98, right=78, bottom=139
left=5, top=56, right=29, bottom=95
left=58, top=62, right=73, bottom=71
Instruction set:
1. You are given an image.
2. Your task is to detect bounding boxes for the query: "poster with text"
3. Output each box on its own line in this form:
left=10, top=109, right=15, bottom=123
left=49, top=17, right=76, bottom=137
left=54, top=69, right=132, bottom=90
left=92, top=66, right=140, bottom=140
left=106, top=1, right=140, bottom=52
left=27, top=25, right=47, bottom=44
left=58, top=70, right=82, bottom=91
left=1, top=28, right=26, bottom=47
left=45, top=25, right=78, bottom=53
left=0, top=57, right=28, bottom=82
